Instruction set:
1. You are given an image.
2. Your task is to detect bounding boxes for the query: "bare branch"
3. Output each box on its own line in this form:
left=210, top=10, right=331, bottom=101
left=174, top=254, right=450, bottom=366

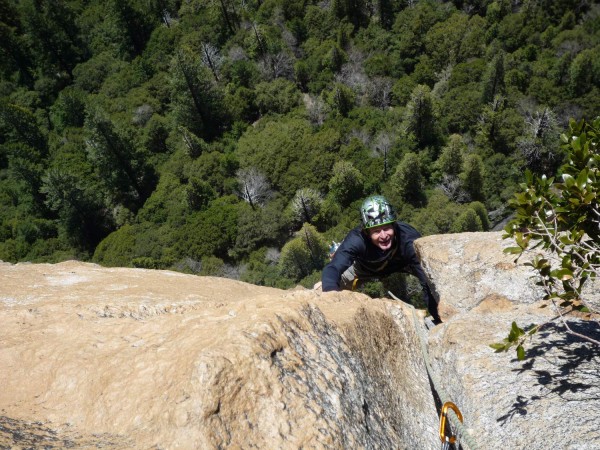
left=236, top=167, right=272, bottom=209
left=200, top=42, right=223, bottom=82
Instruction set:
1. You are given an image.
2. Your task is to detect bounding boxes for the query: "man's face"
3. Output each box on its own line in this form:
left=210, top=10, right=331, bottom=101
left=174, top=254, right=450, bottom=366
left=367, top=223, right=394, bottom=251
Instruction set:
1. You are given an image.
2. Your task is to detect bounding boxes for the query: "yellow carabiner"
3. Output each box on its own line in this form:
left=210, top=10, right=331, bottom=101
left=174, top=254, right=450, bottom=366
left=439, top=401, right=463, bottom=444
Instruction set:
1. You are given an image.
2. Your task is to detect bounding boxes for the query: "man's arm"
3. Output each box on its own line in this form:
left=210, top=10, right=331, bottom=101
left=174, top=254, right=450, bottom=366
left=322, top=247, right=354, bottom=291
left=322, top=229, right=363, bottom=291
left=407, top=262, right=440, bottom=322
left=397, top=223, right=441, bottom=322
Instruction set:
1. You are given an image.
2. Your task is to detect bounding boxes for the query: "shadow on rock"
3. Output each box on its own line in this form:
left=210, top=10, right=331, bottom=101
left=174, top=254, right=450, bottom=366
left=497, top=320, right=600, bottom=425
left=0, top=416, right=129, bottom=449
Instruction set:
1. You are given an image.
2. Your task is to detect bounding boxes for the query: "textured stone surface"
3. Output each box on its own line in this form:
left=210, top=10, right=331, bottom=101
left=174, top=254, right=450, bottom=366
left=414, top=231, right=546, bottom=319
left=2, top=231, right=599, bottom=450
left=427, top=306, right=600, bottom=450
left=416, top=232, right=600, bottom=450
left=0, top=261, right=438, bottom=449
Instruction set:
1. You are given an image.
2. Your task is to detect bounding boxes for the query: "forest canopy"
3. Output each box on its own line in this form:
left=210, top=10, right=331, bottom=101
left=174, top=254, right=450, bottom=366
left=1, top=0, right=599, bottom=291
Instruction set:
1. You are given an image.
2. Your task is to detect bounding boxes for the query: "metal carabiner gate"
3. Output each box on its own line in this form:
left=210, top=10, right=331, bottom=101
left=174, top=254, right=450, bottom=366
left=439, top=401, right=463, bottom=449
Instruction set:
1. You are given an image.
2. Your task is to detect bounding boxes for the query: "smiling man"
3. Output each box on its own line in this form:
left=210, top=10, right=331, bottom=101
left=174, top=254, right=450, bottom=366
left=321, top=195, right=441, bottom=324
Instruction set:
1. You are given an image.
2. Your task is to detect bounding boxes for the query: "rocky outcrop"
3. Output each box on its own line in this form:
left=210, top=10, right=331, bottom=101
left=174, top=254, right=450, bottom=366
left=416, top=231, right=545, bottom=317
left=416, top=232, right=600, bottom=450
left=1, top=231, right=598, bottom=449
left=0, top=261, right=438, bottom=449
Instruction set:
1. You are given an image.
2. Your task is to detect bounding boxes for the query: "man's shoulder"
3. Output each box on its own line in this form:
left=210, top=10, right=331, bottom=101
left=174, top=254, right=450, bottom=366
left=347, top=225, right=364, bottom=236
left=343, top=226, right=367, bottom=246
left=394, top=221, right=422, bottom=239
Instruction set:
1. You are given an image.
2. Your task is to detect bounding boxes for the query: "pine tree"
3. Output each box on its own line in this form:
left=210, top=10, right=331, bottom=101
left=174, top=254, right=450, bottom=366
left=377, top=0, right=395, bottom=30
left=278, top=223, right=328, bottom=281
left=328, top=160, right=364, bottom=207
left=170, top=47, right=228, bottom=141
left=41, top=167, right=112, bottom=250
left=404, top=85, right=437, bottom=148
left=186, top=177, right=216, bottom=212
left=0, top=1, right=34, bottom=86
left=289, top=188, right=323, bottom=227
left=460, top=154, right=485, bottom=202
left=451, top=208, right=483, bottom=233
left=0, top=103, right=48, bottom=207
left=517, top=107, right=562, bottom=175
left=16, top=0, right=84, bottom=79
left=85, top=108, right=155, bottom=211
left=391, top=152, right=426, bottom=206
left=481, top=51, right=505, bottom=104
left=327, top=83, right=356, bottom=117
left=436, top=134, right=465, bottom=178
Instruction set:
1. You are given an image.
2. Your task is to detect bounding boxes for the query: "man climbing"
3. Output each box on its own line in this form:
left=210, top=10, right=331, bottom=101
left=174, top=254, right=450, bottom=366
left=321, top=195, right=442, bottom=324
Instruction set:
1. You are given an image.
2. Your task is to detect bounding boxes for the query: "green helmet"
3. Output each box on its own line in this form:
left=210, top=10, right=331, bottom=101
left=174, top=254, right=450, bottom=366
left=360, top=195, right=396, bottom=229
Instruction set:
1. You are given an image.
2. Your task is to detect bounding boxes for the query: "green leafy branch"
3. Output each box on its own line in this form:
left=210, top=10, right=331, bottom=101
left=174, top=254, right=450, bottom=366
left=489, top=302, right=590, bottom=361
left=490, top=321, right=538, bottom=361
left=493, top=117, right=600, bottom=360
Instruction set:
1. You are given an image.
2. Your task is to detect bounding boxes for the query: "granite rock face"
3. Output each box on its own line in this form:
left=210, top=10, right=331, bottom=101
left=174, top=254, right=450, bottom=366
left=0, top=261, right=438, bottom=449
left=1, top=231, right=598, bottom=449
left=415, top=232, right=600, bottom=450
left=414, top=231, right=546, bottom=318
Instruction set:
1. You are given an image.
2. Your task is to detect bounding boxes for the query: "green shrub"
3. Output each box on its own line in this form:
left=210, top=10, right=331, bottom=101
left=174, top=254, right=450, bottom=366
left=496, top=117, right=600, bottom=359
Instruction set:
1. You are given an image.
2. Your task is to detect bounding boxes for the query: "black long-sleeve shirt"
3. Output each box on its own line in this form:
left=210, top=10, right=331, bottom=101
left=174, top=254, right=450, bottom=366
left=321, top=221, right=439, bottom=317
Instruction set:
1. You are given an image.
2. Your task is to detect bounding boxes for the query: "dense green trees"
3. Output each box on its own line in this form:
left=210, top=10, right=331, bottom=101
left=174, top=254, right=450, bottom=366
left=1, top=0, right=598, bottom=291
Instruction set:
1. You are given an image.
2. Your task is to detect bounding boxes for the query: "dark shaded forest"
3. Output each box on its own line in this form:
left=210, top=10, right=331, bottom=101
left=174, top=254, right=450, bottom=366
left=1, top=0, right=599, bottom=291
